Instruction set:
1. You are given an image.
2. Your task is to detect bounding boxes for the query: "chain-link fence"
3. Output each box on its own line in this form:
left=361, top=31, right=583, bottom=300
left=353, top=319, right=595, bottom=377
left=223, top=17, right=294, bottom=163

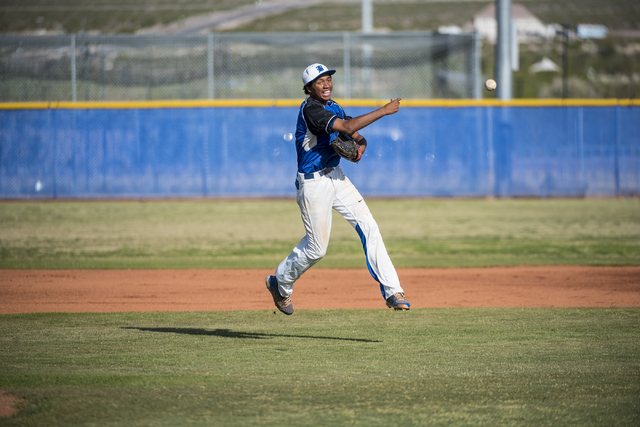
left=0, top=32, right=480, bottom=101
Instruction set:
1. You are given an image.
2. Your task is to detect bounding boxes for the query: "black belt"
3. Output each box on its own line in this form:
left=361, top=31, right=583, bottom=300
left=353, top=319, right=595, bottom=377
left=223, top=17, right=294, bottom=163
left=303, top=166, right=334, bottom=180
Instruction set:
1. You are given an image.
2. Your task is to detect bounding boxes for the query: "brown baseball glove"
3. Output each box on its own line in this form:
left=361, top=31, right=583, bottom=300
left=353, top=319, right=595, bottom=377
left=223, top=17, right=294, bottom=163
left=331, top=133, right=360, bottom=163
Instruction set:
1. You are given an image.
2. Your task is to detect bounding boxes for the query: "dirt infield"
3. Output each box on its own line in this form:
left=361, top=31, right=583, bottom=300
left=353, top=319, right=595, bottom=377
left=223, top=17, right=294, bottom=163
left=1, top=266, right=639, bottom=314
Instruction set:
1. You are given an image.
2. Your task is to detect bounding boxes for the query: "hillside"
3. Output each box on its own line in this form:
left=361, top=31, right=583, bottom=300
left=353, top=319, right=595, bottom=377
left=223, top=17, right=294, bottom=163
left=1, top=0, right=638, bottom=35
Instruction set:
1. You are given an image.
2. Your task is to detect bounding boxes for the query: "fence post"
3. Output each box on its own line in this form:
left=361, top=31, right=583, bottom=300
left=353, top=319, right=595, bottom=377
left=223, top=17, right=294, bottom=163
left=208, top=33, right=214, bottom=100
left=146, top=47, right=154, bottom=100
left=48, top=109, right=58, bottom=198
left=201, top=125, right=209, bottom=196
left=343, top=32, right=351, bottom=99
left=576, top=107, right=586, bottom=196
left=473, top=32, right=482, bottom=99
left=71, top=34, right=77, bottom=102
left=614, top=105, right=621, bottom=196
left=101, top=51, right=106, bottom=101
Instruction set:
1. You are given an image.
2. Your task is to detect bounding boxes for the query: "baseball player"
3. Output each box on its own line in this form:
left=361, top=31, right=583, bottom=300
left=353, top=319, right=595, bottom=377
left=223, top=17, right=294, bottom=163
left=266, top=63, right=410, bottom=315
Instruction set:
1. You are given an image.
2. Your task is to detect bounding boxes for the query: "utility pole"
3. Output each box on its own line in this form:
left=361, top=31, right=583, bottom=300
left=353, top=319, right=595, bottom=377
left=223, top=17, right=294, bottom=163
left=495, top=0, right=512, bottom=100
left=494, top=0, right=513, bottom=198
left=361, top=0, right=373, bottom=94
left=362, top=0, right=373, bottom=34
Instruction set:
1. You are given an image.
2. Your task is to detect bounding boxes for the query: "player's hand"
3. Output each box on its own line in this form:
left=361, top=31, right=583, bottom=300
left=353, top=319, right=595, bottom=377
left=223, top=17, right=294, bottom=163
left=382, top=98, right=402, bottom=115
left=354, top=135, right=367, bottom=162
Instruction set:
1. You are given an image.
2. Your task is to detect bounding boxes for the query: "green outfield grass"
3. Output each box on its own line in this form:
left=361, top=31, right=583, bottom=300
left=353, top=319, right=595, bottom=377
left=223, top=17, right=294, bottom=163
left=0, top=198, right=639, bottom=269
left=1, top=308, right=638, bottom=426
left=1, top=199, right=639, bottom=425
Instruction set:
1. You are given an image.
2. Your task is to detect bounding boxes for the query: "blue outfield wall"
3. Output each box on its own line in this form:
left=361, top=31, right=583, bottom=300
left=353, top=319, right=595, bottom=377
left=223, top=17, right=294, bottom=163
left=1, top=101, right=639, bottom=199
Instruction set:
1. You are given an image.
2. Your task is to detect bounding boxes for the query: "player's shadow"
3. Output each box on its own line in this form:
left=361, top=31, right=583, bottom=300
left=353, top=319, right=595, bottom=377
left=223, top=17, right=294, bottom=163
left=123, top=327, right=380, bottom=343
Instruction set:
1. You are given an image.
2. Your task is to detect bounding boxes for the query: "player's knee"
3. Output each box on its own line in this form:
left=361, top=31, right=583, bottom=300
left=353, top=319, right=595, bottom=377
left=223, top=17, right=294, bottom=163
left=307, top=248, right=327, bottom=262
left=305, top=244, right=327, bottom=262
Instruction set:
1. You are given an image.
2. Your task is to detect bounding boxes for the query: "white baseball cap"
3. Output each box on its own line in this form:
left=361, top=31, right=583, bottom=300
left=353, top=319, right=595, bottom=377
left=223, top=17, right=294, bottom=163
left=302, top=63, right=336, bottom=86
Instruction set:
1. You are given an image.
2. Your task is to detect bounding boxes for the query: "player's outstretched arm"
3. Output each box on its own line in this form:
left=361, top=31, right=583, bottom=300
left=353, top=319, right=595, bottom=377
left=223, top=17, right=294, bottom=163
left=332, top=98, right=402, bottom=136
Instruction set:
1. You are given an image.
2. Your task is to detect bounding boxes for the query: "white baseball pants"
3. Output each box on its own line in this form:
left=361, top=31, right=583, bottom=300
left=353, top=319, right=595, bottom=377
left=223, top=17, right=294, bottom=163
left=275, top=166, right=404, bottom=300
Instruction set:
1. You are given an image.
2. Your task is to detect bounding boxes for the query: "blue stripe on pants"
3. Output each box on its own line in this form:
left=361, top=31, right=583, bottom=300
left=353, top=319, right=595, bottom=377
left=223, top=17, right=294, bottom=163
left=356, top=224, right=385, bottom=298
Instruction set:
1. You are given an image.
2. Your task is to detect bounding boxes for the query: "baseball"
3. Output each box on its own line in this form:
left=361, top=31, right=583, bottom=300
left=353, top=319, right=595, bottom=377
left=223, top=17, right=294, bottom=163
left=485, top=79, right=497, bottom=91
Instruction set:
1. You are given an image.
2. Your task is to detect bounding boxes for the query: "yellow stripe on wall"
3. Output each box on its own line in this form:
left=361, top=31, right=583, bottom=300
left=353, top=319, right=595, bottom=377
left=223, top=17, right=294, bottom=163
left=0, top=99, right=639, bottom=110
left=0, top=99, right=300, bottom=109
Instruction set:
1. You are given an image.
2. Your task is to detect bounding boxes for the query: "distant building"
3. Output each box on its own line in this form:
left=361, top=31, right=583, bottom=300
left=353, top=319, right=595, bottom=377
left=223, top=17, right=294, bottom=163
left=529, top=57, right=560, bottom=74
left=438, top=25, right=463, bottom=35
left=577, top=24, right=608, bottom=39
left=472, top=3, right=550, bottom=43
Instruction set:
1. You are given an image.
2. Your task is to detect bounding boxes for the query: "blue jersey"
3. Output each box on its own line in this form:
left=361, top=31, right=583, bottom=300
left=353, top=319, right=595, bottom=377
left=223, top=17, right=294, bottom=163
left=294, top=97, right=351, bottom=174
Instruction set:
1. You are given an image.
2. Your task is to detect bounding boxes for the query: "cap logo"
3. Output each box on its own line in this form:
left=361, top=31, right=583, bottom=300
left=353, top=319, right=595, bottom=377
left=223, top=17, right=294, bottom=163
left=302, top=63, right=335, bottom=85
